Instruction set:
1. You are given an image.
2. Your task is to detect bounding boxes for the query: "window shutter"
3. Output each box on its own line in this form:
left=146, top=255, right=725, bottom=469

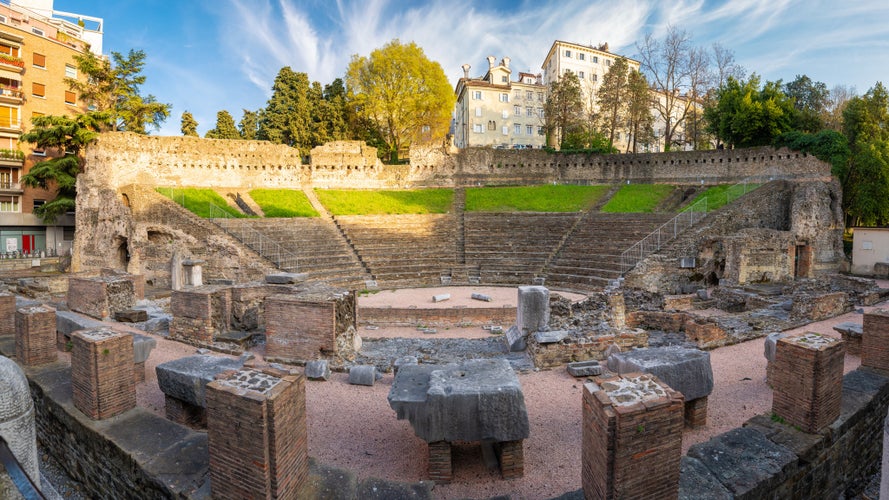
left=32, top=82, right=44, bottom=97
left=32, top=53, right=45, bottom=67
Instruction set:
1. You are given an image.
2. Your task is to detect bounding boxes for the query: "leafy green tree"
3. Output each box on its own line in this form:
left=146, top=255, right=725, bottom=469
left=66, top=49, right=170, bottom=133
left=841, top=83, right=889, bottom=226
left=180, top=111, right=198, bottom=136
left=346, top=40, right=454, bottom=162
left=784, top=75, right=829, bottom=132
left=257, top=67, right=313, bottom=153
left=704, top=74, right=796, bottom=148
left=544, top=70, right=584, bottom=149
left=626, top=70, right=655, bottom=153
left=597, top=57, right=631, bottom=145
left=205, top=110, right=240, bottom=139
left=20, top=113, right=106, bottom=222
left=238, top=109, right=259, bottom=140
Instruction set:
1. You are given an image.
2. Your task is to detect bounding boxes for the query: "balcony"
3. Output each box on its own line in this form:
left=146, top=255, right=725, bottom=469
left=0, top=181, right=22, bottom=194
left=0, top=86, right=22, bottom=104
left=0, top=148, right=23, bottom=166
left=0, top=54, right=24, bottom=73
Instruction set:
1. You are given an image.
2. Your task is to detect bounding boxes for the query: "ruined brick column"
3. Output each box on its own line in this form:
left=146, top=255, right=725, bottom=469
left=582, top=373, right=684, bottom=499
left=206, top=367, right=308, bottom=499
left=772, top=332, right=844, bottom=433
left=71, top=328, right=135, bottom=419
left=15, top=305, right=57, bottom=366
left=428, top=441, right=452, bottom=483
left=0, top=292, right=14, bottom=335
left=863, top=309, right=889, bottom=371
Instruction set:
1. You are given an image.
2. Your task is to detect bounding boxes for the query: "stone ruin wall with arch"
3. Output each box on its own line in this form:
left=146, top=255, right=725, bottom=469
left=73, top=132, right=838, bottom=287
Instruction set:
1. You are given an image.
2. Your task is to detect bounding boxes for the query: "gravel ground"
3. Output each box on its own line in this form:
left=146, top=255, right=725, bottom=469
left=32, top=285, right=889, bottom=499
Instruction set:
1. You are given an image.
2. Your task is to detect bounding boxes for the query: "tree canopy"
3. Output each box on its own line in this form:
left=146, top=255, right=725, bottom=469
left=180, top=111, right=198, bottom=136
left=544, top=70, right=583, bottom=149
left=205, top=110, right=240, bottom=139
left=66, top=49, right=170, bottom=133
left=345, top=40, right=454, bottom=162
left=704, top=74, right=796, bottom=148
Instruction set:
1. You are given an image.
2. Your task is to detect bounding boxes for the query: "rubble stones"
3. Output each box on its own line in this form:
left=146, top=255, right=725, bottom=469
left=607, top=346, right=714, bottom=401
left=348, top=365, right=379, bottom=386
left=305, top=360, right=331, bottom=381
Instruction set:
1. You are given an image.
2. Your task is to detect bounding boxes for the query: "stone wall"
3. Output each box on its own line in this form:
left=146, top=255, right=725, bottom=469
left=359, top=306, right=515, bottom=327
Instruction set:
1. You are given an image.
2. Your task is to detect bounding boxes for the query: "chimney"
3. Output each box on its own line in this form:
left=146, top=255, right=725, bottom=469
left=462, top=64, right=471, bottom=79
left=487, top=55, right=496, bottom=69
left=502, top=57, right=510, bottom=69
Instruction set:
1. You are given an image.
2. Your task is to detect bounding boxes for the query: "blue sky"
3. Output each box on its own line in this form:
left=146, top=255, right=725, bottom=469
left=52, top=0, right=889, bottom=136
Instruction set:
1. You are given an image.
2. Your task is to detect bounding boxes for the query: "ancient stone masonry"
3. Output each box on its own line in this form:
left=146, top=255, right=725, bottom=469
left=582, top=373, right=684, bottom=499
left=71, top=328, right=136, bottom=420
left=206, top=367, right=308, bottom=499
left=771, top=333, right=844, bottom=433
left=15, top=305, right=57, bottom=366
left=265, top=289, right=357, bottom=363
left=67, top=274, right=137, bottom=320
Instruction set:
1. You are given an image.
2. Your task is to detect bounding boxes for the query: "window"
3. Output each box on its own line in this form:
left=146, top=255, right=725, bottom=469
left=499, top=93, right=509, bottom=102
left=526, top=125, right=533, bottom=135
left=501, top=109, right=509, bottom=119
left=33, top=199, right=45, bottom=210
left=538, top=107, right=544, bottom=118
left=564, top=50, right=571, bottom=58
left=0, top=43, right=18, bottom=57
left=32, top=53, right=45, bottom=68
left=514, top=105, right=520, bottom=116
left=537, top=92, right=544, bottom=102
left=64, top=90, right=76, bottom=105
left=487, top=120, right=496, bottom=131
left=0, top=15, right=7, bottom=24
left=526, top=107, right=533, bottom=117
left=578, top=71, right=585, bottom=79
left=526, top=91, right=533, bottom=100
left=501, top=75, right=508, bottom=83
left=31, top=28, right=44, bottom=37
left=65, top=64, right=77, bottom=79
left=592, top=74, right=598, bottom=82
left=31, top=82, right=45, bottom=98
left=472, top=90, right=482, bottom=100
left=578, top=53, right=585, bottom=61
left=0, top=195, right=18, bottom=212
left=592, top=56, right=598, bottom=64
left=606, top=60, right=611, bottom=67
left=538, top=126, right=545, bottom=136
left=473, top=123, right=483, bottom=133
left=0, top=105, right=18, bottom=128
left=475, top=107, right=482, bottom=117
left=31, top=112, right=43, bottom=154
left=502, top=126, right=508, bottom=135
left=514, top=123, right=521, bottom=135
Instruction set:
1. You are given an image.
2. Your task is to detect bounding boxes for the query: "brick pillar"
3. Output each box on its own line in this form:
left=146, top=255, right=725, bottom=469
left=772, top=332, right=844, bottom=433
left=863, top=309, right=889, bottom=371
left=0, top=292, right=14, bottom=335
left=71, top=328, right=135, bottom=420
left=427, top=441, right=452, bottom=484
left=206, top=367, right=308, bottom=499
left=582, top=373, right=684, bottom=500
left=496, top=440, right=524, bottom=480
left=15, top=305, right=57, bottom=366
left=684, top=396, right=708, bottom=428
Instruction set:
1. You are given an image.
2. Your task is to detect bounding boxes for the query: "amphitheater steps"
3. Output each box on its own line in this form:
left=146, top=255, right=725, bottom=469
left=302, top=187, right=375, bottom=282
left=454, top=188, right=466, bottom=265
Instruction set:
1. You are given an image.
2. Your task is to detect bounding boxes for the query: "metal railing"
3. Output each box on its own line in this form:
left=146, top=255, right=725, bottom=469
left=619, top=169, right=781, bottom=274
left=0, top=435, right=45, bottom=499
left=207, top=203, right=301, bottom=272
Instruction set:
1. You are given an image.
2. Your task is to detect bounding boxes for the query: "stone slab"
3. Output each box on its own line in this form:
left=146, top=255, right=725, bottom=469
left=155, top=355, right=244, bottom=407
left=678, top=456, right=733, bottom=500
left=764, top=332, right=788, bottom=363
left=505, top=325, right=525, bottom=352
left=607, top=346, right=714, bottom=401
left=832, top=321, right=862, bottom=337
left=265, top=273, right=308, bottom=284
left=534, top=330, right=568, bottom=344
left=115, top=309, right=149, bottom=323
left=566, top=360, right=603, bottom=377
left=388, top=359, right=530, bottom=443
left=305, top=360, right=331, bottom=381
left=55, top=310, right=104, bottom=338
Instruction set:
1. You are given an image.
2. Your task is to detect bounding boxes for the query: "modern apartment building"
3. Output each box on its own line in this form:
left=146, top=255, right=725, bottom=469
left=453, top=56, right=547, bottom=149
left=0, top=0, right=100, bottom=256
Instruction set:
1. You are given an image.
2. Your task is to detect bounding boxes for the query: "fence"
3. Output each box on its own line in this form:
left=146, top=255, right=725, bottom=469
left=207, top=203, right=301, bottom=272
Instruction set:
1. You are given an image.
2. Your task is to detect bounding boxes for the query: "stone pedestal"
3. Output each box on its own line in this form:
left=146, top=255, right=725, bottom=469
left=71, top=328, right=135, bottom=420
left=265, top=295, right=337, bottom=362
left=15, top=305, right=57, bottom=366
left=517, top=286, right=549, bottom=334
left=206, top=367, right=308, bottom=499
left=0, top=292, right=14, bottom=335
left=863, top=309, right=889, bottom=371
left=67, top=275, right=136, bottom=320
left=169, top=286, right=231, bottom=345
left=582, top=373, right=684, bottom=500
left=771, top=333, right=844, bottom=433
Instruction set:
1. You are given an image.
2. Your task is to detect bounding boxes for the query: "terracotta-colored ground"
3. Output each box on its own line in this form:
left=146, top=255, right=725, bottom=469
left=128, top=286, right=883, bottom=499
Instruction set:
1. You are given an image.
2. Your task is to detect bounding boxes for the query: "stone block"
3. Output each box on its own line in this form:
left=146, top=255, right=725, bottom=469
left=265, top=294, right=336, bottom=362
left=663, top=294, right=695, bottom=311
left=305, top=360, right=331, bottom=381
left=67, top=275, right=136, bottom=320
left=132, top=334, right=156, bottom=364
left=534, top=330, right=568, bottom=344
left=15, top=305, right=57, bottom=366
left=567, top=360, right=603, bottom=377
left=393, top=356, right=418, bottom=373
left=833, top=321, right=862, bottom=356
left=55, top=310, right=104, bottom=349
left=607, top=346, right=714, bottom=401
left=432, top=294, right=450, bottom=303
left=505, top=325, right=526, bottom=352
left=115, top=309, right=148, bottom=323
left=388, top=359, right=530, bottom=443
left=763, top=332, right=787, bottom=363
left=348, top=365, right=378, bottom=386
left=155, top=355, right=244, bottom=408
left=517, top=286, right=549, bottom=334
left=471, top=293, right=492, bottom=302
left=71, top=328, right=136, bottom=420
left=265, top=273, right=308, bottom=284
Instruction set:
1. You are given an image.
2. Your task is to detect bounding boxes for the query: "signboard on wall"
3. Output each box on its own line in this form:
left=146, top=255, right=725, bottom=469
left=5, top=238, right=16, bottom=253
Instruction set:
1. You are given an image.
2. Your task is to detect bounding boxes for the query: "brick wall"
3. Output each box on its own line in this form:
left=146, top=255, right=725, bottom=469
left=67, top=275, right=136, bottom=320
left=862, top=309, right=889, bottom=371
left=359, top=306, right=515, bottom=327
left=265, top=295, right=336, bottom=362
left=0, top=292, right=14, bottom=335
left=529, top=330, right=649, bottom=368
left=15, top=305, right=56, bottom=366
left=71, top=329, right=135, bottom=420
left=169, top=286, right=232, bottom=345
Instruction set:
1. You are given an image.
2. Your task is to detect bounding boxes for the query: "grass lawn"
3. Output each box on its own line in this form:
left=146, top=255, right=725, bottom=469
left=686, top=183, right=762, bottom=212
left=249, top=189, right=319, bottom=217
left=155, top=187, right=246, bottom=218
left=315, top=189, right=454, bottom=215
left=601, top=184, right=675, bottom=213
left=465, top=185, right=609, bottom=212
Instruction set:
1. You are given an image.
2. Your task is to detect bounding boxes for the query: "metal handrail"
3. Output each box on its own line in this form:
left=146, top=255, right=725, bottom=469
left=619, top=168, right=782, bottom=274
left=206, top=203, right=301, bottom=272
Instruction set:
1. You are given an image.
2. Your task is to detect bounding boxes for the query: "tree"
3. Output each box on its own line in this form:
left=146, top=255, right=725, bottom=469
left=626, top=70, right=655, bottom=153
left=784, top=75, right=829, bottom=132
left=841, top=83, right=889, bottom=226
left=704, top=74, right=795, bottom=148
left=597, top=57, right=631, bottom=145
left=239, top=109, right=259, bottom=140
left=711, top=43, right=745, bottom=89
left=66, top=49, right=170, bottom=133
left=180, top=111, right=198, bottom=136
left=19, top=113, right=106, bottom=222
left=824, top=84, right=856, bottom=132
left=544, top=70, right=583, bottom=149
left=205, top=110, right=241, bottom=139
left=637, top=27, right=699, bottom=151
left=346, top=40, right=454, bottom=162
left=257, top=67, right=313, bottom=153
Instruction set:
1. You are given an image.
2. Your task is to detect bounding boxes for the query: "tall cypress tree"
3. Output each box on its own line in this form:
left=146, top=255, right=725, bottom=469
left=257, top=67, right=313, bottom=154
